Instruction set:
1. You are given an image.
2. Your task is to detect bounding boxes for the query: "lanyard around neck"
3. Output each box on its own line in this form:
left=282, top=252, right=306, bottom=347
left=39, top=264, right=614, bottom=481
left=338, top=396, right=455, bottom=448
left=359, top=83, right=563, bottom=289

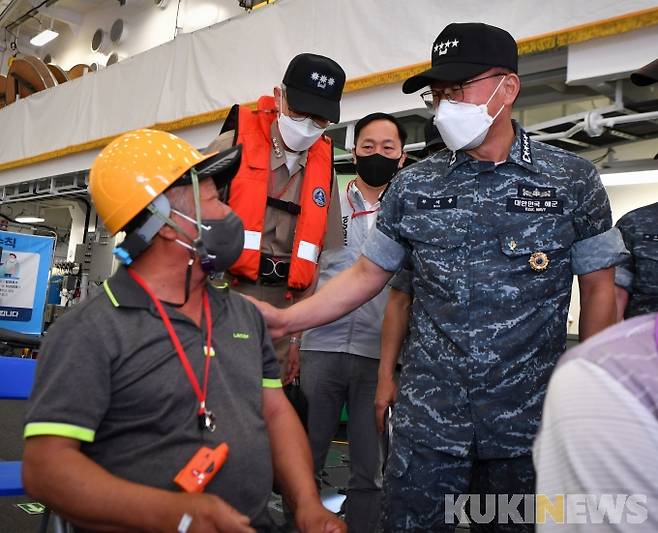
left=128, top=269, right=213, bottom=417
left=346, top=179, right=379, bottom=220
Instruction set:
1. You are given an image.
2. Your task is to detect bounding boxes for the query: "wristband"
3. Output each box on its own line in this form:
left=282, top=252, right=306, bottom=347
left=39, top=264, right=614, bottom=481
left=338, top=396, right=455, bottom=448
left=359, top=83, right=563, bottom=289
left=289, top=336, right=301, bottom=345
left=178, top=513, right=193, bottom=533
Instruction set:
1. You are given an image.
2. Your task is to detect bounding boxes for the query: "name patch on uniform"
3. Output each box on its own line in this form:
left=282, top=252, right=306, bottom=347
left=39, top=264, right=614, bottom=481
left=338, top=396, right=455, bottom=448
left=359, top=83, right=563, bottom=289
left=417, top=196, right=457, bottom=210
left=506, top=198, right=563, bottom=214
left=517, top=184, right=555, bottom=199
left=642, top=233, right=658, bottom=242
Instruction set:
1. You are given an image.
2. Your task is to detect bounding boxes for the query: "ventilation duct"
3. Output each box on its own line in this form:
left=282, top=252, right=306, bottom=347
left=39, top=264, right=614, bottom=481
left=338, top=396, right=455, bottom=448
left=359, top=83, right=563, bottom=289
left=91, top=28, right=110, bottom=54
left=110, top=18, right=126, bottom=44
left=106, top=53, right=121, bottom=66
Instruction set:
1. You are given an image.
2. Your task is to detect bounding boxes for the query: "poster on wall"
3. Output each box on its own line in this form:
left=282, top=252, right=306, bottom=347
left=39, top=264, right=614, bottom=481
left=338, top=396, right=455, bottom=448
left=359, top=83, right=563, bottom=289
left=0, top=230, right=55, bottom=335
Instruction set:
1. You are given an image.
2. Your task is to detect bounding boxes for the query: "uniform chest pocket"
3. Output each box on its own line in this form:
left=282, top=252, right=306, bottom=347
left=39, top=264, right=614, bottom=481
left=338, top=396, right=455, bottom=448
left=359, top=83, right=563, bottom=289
left=400, top=212, right=469, bottom=302
left=400, top=209, right=469, bottom=247
left=491, top=220, right=576, bottom=306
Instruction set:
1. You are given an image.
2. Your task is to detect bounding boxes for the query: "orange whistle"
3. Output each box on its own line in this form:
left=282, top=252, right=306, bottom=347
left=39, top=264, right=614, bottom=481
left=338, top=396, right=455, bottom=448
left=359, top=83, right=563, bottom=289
left=174, top=443, right=229, bottom=493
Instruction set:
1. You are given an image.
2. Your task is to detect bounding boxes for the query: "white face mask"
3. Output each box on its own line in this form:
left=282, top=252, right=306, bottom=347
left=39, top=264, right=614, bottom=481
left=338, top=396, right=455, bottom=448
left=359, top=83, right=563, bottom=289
left=278, top=114, right=325, bottom=152
left=277, top=93, right=326, bottom=152
left=433, top=76, right=506, bottom=152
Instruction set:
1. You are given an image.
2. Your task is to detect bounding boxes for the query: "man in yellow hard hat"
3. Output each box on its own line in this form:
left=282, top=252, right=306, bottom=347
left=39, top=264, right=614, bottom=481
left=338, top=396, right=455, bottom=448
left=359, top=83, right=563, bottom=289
left=21, top=129, right=346, bottom=533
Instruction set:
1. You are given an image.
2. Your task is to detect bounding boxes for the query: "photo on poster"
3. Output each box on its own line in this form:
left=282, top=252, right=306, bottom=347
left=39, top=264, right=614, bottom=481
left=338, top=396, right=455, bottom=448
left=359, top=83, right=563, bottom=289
left=0, top=231, right=54, bottom=334
left=0, top=250, right=41, bottom=321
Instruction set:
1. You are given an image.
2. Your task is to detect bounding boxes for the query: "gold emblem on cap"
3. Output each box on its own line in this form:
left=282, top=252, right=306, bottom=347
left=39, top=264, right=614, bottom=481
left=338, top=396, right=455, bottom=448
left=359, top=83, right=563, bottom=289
left=529, top=252, right=549, bottom=272
left=508, top=239, right=517, bottom=251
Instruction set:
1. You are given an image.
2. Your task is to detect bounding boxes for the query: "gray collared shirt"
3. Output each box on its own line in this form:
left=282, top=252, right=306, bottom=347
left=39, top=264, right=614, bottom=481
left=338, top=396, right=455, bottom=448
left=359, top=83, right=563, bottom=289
left=362, top=122, right=627, bottom=458
left=24, top=267, right=280, bottom=530
left=301, top=180, right=389, bottom=358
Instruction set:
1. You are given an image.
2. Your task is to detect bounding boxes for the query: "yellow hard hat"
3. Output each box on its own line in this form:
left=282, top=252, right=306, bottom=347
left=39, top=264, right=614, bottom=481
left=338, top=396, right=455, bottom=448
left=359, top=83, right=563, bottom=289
left=89, top=129, right=241, bottom=235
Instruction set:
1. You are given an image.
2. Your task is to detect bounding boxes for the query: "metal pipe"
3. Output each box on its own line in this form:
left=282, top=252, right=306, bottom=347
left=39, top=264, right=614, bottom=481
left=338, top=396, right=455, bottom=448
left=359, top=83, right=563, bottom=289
left=4, top=0, right=59, bottom=31
left=78, top=198, right=91, bottom=245
left=0, top=0, right=21, bottom=27
left=530, top=123, right=585, bottom=142
left=599, top=110, right=658, bottom=128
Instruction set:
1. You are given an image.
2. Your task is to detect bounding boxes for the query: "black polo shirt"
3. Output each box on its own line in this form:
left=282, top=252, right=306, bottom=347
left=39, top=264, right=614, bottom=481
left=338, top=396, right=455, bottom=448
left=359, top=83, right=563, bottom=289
left=25, top=266, right=281, bottom=530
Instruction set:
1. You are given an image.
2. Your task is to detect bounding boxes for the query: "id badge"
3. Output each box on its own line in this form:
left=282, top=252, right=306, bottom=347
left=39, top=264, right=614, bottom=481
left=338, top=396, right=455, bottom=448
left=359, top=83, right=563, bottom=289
left=174, top=443, right=229, bottom=493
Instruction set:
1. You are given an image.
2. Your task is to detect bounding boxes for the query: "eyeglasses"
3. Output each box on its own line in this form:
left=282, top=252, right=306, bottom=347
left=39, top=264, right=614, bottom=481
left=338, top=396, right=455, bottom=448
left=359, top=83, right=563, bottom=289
left=282, top=90, right=329, bottom=129
left=420, top=73, right=507, bottom=109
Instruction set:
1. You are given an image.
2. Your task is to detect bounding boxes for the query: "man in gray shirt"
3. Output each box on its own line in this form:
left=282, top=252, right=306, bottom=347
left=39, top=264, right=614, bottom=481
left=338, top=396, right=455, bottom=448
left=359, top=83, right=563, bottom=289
left=300, top=112, right=406, bottom=532
left=22, top=129, right=345, bottom=533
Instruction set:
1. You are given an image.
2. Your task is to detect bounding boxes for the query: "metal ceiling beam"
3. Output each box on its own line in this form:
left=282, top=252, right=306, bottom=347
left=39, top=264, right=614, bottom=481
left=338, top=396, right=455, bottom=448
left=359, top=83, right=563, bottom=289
left=34, top=3, right=82, bottom=33
left=5, top=0, right=59, bottom=31
left=0, top=0, right=20, bottom=29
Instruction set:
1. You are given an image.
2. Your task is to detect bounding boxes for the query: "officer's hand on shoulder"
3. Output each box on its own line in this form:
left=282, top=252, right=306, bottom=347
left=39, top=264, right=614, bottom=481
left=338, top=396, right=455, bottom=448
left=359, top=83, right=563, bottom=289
left=241, top=294, right=289, bottom=339
left=174, top=492, right=255, bottom=533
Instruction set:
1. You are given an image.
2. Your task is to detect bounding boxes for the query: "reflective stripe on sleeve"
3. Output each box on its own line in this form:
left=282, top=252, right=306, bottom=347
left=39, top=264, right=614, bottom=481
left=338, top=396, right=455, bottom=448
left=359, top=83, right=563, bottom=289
left=24, top=422, right=95, bottom=442
left=262, top=378, right=283, bottom=389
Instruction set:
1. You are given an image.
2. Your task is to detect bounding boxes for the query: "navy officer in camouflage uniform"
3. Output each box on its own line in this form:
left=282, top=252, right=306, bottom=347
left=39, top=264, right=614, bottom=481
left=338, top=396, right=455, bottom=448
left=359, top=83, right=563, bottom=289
left=251, top=23, right=627, bottom=532
left=615, top=201, right=658, bottom=319
left=615, top=58, right=658, bottom=321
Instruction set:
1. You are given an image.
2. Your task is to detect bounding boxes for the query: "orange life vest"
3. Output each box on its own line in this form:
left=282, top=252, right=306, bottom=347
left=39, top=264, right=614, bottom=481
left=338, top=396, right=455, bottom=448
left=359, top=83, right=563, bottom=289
left=227, top=95, right=333, bottom=291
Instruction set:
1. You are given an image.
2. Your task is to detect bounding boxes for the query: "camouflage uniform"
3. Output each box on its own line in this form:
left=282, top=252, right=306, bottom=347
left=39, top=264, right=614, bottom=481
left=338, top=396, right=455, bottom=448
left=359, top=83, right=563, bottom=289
left=615, top=202, right=658, bottom=318
left=362, top=122, right=627, bottom=531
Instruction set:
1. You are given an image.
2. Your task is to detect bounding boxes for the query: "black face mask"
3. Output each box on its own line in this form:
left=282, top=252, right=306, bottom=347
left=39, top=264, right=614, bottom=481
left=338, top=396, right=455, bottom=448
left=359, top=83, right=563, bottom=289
left=355, top=153, right=401, bottom=187
left=173, top=209, right=245, bottom=274
left=197, top=212, right=245, bottom=273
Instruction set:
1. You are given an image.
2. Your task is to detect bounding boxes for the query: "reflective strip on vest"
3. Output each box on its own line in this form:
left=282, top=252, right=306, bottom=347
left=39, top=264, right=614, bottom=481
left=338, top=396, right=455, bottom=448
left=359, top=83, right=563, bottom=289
left=297, top=241, right=320, bottom=264
left=243, top=230, right=262, bottom=251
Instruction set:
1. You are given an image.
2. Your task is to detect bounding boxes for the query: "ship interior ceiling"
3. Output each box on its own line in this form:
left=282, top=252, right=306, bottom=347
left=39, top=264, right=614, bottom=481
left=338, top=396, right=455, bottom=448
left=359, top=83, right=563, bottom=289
left=0, top=0, right=88, bottom=48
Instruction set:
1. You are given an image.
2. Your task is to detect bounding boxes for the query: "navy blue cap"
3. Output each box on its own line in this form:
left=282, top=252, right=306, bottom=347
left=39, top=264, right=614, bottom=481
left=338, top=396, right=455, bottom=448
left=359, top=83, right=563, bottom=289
left=282, top=53, right=346, bottom=123
left=403, top=23, right=518, bottom=93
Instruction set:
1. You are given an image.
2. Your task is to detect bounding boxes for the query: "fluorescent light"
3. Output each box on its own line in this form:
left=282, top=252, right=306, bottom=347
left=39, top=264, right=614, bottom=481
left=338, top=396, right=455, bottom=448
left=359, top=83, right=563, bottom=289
left=15, top=216, right=45, bottom=223
left=30, top=29, right=59, bottom=47
left=601, top=170, right=658, bottom=187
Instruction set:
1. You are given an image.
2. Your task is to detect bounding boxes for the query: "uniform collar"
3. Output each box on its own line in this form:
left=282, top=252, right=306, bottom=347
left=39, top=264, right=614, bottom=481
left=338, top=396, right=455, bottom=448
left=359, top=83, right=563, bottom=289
left=103, top=266, right=151, bottom=309
left=445, top=121, right=539, bottom=174
left=505, top=121, right=539, bottom=174
left=103, top=266, right=228, bottom=310
left=270, top=120, right=308, bottom=171
left=446, top=149, right=470, bottom=173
